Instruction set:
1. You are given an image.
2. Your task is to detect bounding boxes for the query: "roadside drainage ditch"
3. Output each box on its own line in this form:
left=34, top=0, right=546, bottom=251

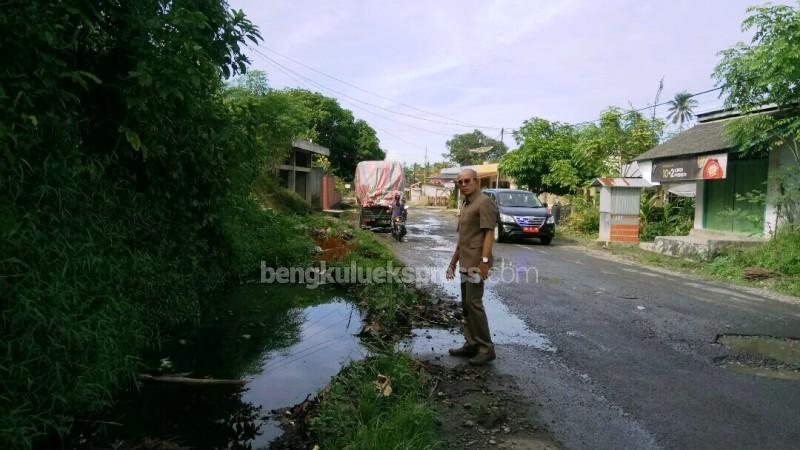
left=88, top=284, right=364, bottom=449
left=716, top=334, right=800, bottom=380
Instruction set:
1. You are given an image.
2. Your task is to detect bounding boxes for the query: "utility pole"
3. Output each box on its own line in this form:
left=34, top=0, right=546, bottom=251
left=424, top=147, right=428, bottom=184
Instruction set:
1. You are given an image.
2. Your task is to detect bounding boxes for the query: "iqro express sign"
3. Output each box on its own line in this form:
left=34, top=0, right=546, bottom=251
left=651, top=153, right=727, bottom=182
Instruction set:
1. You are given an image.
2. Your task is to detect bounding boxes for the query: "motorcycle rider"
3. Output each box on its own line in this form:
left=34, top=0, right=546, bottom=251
left=390, top=193, right=406, bottom=238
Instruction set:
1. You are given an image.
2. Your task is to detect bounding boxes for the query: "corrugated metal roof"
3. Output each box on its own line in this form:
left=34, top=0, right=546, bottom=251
left=632, top=119, right=733, bottom=162
left=591, top=177, right=652, bottom=188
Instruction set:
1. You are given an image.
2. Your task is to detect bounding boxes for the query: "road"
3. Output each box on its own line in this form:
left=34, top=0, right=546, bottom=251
left=388, top=208, right=800, bottom=450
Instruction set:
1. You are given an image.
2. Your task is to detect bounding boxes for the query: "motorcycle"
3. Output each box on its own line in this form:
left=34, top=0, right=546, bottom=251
left=391, top=207, right=408, bottom=242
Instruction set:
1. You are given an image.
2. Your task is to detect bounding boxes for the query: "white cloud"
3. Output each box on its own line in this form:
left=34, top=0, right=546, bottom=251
left=233, top=0, right=757, bottom=164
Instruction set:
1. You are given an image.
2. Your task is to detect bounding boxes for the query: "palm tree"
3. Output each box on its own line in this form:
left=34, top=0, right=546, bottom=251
left=666, top=91, right=699, bottom=130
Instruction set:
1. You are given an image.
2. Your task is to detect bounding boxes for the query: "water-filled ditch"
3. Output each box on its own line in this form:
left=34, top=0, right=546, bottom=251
left=96, top=284, right=363, bottom=448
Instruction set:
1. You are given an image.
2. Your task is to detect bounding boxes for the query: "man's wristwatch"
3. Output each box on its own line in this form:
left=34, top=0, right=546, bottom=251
left=481, top=257, right=489, bottom=264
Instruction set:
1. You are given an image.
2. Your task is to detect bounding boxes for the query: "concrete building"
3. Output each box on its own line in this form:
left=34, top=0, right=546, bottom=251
left=277, top=139, right=340, bottom=209
left=633, top=107, right=797, bottom=258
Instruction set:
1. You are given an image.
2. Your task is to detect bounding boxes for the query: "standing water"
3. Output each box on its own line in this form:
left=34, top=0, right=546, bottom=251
left=94, top=284, right=363, bottom=449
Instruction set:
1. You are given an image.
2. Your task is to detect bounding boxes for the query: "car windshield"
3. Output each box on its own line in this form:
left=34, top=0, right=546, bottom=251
left=496, top=192, right=542, bottom=208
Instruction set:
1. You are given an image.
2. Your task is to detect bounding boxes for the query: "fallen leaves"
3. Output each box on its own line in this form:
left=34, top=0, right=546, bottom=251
left=376, top=373, right=393, bottom=397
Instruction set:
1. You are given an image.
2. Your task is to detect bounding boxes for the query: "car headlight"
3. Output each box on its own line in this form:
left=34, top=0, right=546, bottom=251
left=546, top=215, right=555, bottom=224
left=500, top=213, right=515, bottom=223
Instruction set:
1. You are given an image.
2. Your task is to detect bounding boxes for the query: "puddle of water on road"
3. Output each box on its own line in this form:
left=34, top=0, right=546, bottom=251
left=724, top=365, right=800, bottom=380
left=399, top=220, right=556, bottom=355
left=97, top=284, right=363, bottom=449
left=717, top=334, right=800, bottom=380
left=717, top=335, right=800, bottom=366
left=401, top=274, right=556, bottom=354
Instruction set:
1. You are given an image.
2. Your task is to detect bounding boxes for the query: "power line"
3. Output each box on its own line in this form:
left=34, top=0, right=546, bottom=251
left=260, top=45, right=506, bottom=131
left=251, top=48, right=457, bottom=138
left=249, top=52, right=438, bottom=158
left=566, top=87, right=724, bottom=128
left=373, top=127, right=428, bottom=152
left=258, top=45, right=725, bottom=134
left=248, top=45, right=504, bottom=131
left=249, top=45, right=725, bottom=149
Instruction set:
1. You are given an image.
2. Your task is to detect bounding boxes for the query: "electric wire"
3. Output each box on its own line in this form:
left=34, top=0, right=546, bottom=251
left=247, top=45, right=726, bottom=154
left=255, top=50, right=455, bottom=140
left=260, top=45, right=505, bottom=130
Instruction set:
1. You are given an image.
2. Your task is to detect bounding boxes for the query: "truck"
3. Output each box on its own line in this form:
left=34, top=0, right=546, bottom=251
left=354, top=160, right=405, bottom=229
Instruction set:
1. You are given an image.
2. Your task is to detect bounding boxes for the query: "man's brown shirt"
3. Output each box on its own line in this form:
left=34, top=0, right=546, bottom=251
left=457, top=191, right=497, bottom=272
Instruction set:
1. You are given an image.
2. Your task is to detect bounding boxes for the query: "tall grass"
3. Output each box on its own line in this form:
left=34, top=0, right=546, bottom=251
left=311, top=352, right=440, bottom=450
left=707, top=229, right=800, bottom=296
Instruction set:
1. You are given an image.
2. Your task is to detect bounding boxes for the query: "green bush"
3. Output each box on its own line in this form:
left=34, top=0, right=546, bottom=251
left=564, top=194, right=600, bottom=235
left=219, top=196, right=316, bottom=276
left=639, top=192, right=694, bottom=241
left=0, top=1, right=276, bottom=446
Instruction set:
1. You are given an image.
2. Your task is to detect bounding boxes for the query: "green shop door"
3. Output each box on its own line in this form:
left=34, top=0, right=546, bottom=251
left=703, top=157, right=768, bottom=234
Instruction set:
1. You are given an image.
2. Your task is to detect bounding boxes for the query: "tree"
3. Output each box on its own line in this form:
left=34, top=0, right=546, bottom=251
left=579, top=108, right=663, bottom=176
left=443, top=130, right=508, bottom=166
left=499, top=118, right=583, bottom=194
left=666, top=91, right=699, bottom=129
left=227, top=69, right=270, bottom=96
left=283, top=89, right=385, bottom=179
left=0, top=0, right=261, bottom=445
left=500, top=110, right=663, bottom=195
left=713, top=2, right=800, bottom=227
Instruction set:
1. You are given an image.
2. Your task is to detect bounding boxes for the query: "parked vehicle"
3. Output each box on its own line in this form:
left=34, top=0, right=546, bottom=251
left=354, top=161, right=405, bottom=229
left=482, top=189, right=555, bottom=245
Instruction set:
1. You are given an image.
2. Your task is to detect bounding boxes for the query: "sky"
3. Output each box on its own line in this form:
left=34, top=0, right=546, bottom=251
left=230, top=0, right=769, bottom=165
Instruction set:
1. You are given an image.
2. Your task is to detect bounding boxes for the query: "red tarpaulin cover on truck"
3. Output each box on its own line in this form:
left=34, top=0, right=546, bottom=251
left=354, top=161, right=405, bottom=207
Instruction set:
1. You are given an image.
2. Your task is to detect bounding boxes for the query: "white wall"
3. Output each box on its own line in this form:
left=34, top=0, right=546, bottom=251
left=694, top=180, right=705, bottom=230
left=765, top=144, right=795, bottom=235
left=638, top=160, right=657, bottom=185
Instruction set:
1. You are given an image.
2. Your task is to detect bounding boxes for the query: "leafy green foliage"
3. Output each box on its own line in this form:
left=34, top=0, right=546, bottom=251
left=501, top=118, right=583, bottom=194
left=714, top=2, right=800, bottom=228
left=500, top=111, right=662, bottom=194
left=562, top=194, right=600, bottom=236
left=579, top=108, right=664, bottom=177
left=0, top=1, right=337, bottom=446
left=312, top=352, right=440, bottom=450
left=714, top=3, right=800, bottom=120
left=639, top=193, right=694, bottom=241
left=443, top=130, right=508, bottom=166
left=282, top=89, right=386, bottom=179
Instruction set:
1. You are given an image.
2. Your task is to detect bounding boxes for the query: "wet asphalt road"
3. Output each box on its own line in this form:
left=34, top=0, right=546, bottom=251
left=387, top=208, right=800, bottom=450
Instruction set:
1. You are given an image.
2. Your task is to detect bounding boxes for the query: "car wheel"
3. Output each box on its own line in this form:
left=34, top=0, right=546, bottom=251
left=494, top=225, right=505, bottom=243
left=540, top=237, right=552, bottom=245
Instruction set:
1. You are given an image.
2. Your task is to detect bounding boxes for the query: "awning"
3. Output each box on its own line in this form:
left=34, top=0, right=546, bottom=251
left=591, top=177, right=652, bottom=188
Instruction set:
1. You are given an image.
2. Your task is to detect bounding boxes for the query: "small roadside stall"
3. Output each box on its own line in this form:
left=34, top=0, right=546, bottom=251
left=592, top=177, right=651, bottom=243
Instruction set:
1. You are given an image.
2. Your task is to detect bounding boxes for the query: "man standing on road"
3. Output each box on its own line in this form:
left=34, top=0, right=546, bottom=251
left=446, top=168, right=496, bottom=365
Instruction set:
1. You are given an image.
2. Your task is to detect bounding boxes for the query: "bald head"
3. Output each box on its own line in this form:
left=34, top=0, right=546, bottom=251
left=459, top=168, right=478, bottom=179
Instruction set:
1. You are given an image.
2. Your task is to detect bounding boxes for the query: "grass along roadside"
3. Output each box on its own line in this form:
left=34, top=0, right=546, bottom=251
left=309, top=353, right=441, bottom=450
left=575, top=230, right=800, bottom=299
